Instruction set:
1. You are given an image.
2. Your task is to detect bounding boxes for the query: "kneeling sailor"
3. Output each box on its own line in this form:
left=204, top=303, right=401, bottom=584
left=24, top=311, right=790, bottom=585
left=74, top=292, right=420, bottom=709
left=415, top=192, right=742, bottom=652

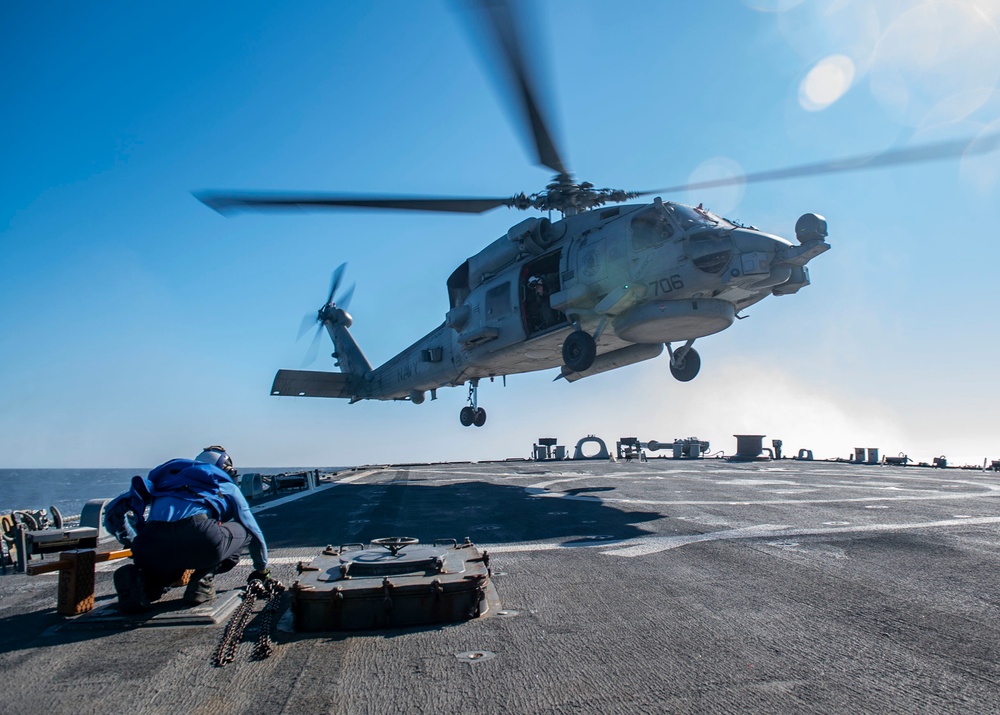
left=104, top=445, right=269, bottom=613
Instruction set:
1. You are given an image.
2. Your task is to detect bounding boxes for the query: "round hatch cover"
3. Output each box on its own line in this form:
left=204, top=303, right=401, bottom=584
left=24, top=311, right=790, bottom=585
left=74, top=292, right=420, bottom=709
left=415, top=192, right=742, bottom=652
left=344, top=545, right=446, bottom=577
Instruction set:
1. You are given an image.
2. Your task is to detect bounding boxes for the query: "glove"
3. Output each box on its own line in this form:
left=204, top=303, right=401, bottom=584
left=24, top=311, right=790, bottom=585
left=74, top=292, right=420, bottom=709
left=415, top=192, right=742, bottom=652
left=247, top=569, right=270, bottom=583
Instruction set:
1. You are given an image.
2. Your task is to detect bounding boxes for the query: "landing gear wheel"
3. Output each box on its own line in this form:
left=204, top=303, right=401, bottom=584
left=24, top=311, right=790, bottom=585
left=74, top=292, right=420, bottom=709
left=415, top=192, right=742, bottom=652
left=562, top=330, right=596, bottom=373
left=474, top=407, right=487, bottom=427
left=669, top=348, right=701, bottom=382
left=460, top=406, right=476, bottom=427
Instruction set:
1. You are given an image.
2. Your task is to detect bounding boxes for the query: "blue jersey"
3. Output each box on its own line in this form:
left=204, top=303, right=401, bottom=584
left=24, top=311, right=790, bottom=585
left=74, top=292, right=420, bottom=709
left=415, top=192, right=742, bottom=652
left=104, top=460, right=268, bottom=571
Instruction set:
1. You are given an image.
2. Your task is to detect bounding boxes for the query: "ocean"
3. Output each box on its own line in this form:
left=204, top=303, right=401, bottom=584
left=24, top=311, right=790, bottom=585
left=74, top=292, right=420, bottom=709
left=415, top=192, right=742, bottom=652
left=0, top=467, right=331, bottom=519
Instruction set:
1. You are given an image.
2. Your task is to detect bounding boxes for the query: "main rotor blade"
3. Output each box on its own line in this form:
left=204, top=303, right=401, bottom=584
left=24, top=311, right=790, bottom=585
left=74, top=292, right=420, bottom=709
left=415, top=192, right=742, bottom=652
left=196, top=192, right=513, bottom=215
left=463, top=0, right=568, bottom=175
left=637, top=131, right=1000, bottom=196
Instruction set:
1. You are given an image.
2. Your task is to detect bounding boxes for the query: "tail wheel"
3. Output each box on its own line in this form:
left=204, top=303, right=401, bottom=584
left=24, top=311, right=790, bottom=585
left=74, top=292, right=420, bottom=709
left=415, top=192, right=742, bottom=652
left=460, top=406, right=476, bottom=427
left=474, top=407, right=487, bottom=427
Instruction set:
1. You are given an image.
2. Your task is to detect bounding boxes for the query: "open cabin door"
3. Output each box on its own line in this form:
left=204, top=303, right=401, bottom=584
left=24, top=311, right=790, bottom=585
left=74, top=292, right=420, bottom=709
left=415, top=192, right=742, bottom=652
left=520, top=251, right=567, bottom=337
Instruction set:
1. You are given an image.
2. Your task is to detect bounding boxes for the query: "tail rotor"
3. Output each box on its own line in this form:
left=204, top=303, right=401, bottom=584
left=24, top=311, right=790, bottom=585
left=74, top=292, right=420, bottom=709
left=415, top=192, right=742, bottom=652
left=298, top=263, right=356, bottom=367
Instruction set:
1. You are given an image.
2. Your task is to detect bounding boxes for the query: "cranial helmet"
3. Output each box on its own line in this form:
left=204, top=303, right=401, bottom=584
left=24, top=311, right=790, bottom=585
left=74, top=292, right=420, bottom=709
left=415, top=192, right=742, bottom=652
left=195, top=445, right=237, bottom=478
left=528, top=276, right=542, bottom=286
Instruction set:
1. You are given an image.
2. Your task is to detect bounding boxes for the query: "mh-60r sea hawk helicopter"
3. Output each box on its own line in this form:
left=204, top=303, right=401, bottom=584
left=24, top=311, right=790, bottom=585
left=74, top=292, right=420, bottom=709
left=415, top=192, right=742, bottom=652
left=198, top=1, right=998, bottom=428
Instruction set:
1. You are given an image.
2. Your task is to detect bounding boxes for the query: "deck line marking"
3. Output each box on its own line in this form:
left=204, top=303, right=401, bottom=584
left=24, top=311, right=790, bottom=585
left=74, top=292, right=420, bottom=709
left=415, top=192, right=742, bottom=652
left=523, top=477, right=1000, bottom=507
left=249, top=470, right=380, bottom=514
left=471, top=516, right=1000, bottom=558
left=600, top=516, right=1000, bottom=557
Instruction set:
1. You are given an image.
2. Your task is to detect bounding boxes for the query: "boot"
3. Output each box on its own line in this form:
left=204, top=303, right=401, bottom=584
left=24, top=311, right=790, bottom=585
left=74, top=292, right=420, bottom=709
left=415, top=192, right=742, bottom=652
left=183, top=570, right=215, bottom=605
left=114, top=564, right=151, bottom=613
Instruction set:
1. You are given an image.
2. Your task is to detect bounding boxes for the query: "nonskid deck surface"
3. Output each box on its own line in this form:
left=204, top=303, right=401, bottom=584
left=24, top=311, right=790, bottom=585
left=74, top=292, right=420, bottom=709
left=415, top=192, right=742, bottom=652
left=5, top=459, right=1000, bottom=713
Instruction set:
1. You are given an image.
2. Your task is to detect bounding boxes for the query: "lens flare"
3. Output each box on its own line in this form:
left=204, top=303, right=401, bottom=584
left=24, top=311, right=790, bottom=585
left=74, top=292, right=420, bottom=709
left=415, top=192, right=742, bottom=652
left=799, top=55, right=856, bottom=111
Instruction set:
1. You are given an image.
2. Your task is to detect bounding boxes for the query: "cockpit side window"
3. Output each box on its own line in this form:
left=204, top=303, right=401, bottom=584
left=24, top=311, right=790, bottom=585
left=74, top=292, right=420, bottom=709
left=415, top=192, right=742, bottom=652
left=689, top=231, right=734, bottom=275
left=630, top=208, right=676, bottom=251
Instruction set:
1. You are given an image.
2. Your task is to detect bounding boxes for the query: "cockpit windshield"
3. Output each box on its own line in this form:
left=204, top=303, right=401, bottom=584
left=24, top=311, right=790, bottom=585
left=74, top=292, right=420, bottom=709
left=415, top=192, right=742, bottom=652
left=665, top=203, right=735, bottom=232
left=630, top=206, right=676, bottom=250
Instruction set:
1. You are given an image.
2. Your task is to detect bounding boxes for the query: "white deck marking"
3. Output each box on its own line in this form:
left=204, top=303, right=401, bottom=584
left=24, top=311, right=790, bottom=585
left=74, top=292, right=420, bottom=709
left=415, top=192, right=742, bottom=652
left=464, top=516, right=1000, bottom=558
left=598, top=516, right=1000, bottom=557
left=249, top=483, right=337, bottom=513
left=249, top=470, right=379, bottom=514
left=523, top=476, right=1000, bottom=507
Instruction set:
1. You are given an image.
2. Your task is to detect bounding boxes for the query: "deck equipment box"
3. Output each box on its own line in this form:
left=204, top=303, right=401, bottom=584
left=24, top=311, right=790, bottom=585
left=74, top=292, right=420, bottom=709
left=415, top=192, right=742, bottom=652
left=290, top=537, right=493, bottom=631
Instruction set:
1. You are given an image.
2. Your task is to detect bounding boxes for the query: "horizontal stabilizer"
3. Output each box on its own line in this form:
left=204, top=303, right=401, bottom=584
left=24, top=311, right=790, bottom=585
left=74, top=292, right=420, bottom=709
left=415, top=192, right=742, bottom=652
left=271, top=369, right=354, bottom=399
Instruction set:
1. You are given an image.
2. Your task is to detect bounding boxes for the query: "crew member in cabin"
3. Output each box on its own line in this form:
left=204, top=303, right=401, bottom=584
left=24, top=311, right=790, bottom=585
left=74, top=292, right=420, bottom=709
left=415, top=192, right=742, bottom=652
left=104, top=446, right=269, bottom=613
left=527, top=275, right=556, bottom=332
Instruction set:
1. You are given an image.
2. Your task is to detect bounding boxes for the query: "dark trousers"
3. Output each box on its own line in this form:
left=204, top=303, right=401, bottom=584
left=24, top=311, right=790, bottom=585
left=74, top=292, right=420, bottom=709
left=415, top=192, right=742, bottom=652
left=132, top=516, right=251, bottom=597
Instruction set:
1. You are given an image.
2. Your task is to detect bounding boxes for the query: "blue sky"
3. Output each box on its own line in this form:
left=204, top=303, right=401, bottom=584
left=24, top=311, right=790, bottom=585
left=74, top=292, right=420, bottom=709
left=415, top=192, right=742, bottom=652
left=2, top=0, right=999, bottom=468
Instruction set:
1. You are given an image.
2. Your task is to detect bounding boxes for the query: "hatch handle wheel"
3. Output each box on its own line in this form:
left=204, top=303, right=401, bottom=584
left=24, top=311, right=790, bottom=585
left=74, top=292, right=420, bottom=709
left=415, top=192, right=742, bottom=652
left=371, top=536, right=420, bottom=557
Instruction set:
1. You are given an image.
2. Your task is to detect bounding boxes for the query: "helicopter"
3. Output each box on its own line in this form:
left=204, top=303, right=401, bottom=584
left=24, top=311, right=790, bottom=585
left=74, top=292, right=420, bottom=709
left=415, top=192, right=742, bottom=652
left=197, top=0, right=999, bottom=428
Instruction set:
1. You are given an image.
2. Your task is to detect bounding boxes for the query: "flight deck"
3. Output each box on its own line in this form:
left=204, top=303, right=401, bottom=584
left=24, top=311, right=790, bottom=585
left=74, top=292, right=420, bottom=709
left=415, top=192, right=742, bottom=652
left=4, top=458, right=1000, bottom=713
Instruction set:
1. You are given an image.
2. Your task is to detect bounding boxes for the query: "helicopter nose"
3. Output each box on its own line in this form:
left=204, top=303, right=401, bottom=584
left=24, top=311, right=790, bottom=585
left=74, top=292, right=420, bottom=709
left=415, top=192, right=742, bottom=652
left=730, top=228, right=792, bottom=255
left=727, top=229, right=795, bottom=287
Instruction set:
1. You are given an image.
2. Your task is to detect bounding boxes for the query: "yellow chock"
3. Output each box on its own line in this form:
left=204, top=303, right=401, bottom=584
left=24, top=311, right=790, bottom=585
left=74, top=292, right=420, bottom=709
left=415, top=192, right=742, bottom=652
left=28, top=548, right=132, bottom=616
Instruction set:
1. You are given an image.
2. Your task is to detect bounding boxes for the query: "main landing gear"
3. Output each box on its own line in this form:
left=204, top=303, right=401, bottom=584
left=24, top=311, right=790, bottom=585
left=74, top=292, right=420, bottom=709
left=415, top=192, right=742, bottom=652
left=559, top=326, right=701, bottom=382
left=459, top=380, right=487, bottom=427
left=562, top=329, right=596, bottom=373
left=668, top=340, right=700, bottom=382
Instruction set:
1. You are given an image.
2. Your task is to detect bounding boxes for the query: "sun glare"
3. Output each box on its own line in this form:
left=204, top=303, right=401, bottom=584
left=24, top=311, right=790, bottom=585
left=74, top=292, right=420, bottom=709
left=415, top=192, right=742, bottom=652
left=799, top=54, right=856, bottom=111
left=870, top=0, right=1000, bottom=127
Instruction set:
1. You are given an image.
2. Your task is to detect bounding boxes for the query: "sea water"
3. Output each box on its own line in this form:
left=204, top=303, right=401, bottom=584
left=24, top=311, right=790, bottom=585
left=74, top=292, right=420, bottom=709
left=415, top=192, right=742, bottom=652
left=0, top=467, right=329, bottom=519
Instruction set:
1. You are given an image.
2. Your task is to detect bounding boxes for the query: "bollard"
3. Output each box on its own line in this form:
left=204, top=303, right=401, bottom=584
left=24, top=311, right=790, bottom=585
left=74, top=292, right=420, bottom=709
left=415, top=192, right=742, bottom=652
left=734, top=435, right=766, bottom=460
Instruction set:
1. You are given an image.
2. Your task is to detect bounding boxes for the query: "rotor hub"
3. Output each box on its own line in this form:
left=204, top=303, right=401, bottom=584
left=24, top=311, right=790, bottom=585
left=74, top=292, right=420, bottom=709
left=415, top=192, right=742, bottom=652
left=519, top=173, right=640, bottom=215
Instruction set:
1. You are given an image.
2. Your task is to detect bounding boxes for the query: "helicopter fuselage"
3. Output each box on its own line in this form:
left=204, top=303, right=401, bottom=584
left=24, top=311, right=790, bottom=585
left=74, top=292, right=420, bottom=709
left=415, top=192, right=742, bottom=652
left=271, top=198, right=830, bottom=413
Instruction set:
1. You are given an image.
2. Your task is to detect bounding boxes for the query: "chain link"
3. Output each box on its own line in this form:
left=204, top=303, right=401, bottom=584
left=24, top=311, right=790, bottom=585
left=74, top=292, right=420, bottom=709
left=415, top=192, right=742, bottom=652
left=252, top=578, right=286, bottom=660
left=212, top=577, right=285, bottom=667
